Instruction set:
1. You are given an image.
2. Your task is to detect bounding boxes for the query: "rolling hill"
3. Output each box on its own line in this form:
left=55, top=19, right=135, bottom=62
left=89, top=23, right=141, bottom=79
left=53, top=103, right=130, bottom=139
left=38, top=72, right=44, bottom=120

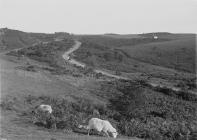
left=0, top=28, right=71, bottom=52
left=76, top=34, right=170, bottom=48
left=74, top=33, right=196, bottom=73
left=0, top=28, right=37, bottom=51
left=120, top=38, right=196, bottom=73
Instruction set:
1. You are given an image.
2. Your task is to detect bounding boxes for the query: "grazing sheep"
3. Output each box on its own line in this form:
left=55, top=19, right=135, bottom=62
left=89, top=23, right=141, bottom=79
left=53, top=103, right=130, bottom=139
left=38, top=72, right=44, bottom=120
left=78, top=118, right=118, bottom=138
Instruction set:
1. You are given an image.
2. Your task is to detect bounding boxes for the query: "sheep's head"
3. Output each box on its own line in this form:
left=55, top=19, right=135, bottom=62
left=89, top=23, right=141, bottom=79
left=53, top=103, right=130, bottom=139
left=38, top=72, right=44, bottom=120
left=110, top=128, right=118, bottom=138
left=77, top=124, right=88, bottom=130
left=111, top=131, right=118, bottom=138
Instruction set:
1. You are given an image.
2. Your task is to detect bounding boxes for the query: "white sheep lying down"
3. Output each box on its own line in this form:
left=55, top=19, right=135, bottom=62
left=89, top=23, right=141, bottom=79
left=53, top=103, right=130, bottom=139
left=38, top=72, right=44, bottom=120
left=32, top=104, right=53, bottom=124
left=79, top=118, right=118, bottom=138
left=35, top=104, right=53, bottom=114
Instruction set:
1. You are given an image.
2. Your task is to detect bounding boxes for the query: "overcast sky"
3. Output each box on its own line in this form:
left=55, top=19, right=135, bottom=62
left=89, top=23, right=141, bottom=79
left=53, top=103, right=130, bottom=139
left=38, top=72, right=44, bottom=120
left=0, top=0, right=197, bottom=34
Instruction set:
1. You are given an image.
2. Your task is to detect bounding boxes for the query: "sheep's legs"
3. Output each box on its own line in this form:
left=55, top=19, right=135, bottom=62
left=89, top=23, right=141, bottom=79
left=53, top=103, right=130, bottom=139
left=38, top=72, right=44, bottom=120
left=103, top=131, right=109, bottom=137
left=87, top=129, right=90, bottom=136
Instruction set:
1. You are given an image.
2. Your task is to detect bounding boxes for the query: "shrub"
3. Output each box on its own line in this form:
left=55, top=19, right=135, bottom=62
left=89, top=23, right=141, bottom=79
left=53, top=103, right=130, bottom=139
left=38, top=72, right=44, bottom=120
left=103, top=80, right=197, bottom=139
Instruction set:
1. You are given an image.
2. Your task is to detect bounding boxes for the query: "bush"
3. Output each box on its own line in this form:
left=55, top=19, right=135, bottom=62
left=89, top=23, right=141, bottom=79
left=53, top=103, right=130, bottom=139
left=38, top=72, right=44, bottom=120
left=102, top=80, right=197, bottom=139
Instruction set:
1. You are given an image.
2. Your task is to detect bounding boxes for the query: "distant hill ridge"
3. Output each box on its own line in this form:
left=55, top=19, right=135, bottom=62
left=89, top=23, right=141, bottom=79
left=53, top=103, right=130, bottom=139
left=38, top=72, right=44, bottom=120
left=0, top=28, right=71, bottom=52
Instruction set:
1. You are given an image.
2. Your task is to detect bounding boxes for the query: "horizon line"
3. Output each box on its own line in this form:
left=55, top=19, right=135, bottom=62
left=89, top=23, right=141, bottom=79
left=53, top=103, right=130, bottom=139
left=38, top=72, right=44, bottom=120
left=1, top=27, right=196, bottom=35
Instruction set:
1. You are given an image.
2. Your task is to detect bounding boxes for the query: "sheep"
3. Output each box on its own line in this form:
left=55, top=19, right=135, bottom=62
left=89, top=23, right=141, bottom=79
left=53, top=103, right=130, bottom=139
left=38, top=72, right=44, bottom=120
left=32, top=104, right=55, bottom=128
left=154, top=35, right=158, bottom=39
left=78, top=118, right=118, bottom=138
left=35, top=104, right=53, bottom=114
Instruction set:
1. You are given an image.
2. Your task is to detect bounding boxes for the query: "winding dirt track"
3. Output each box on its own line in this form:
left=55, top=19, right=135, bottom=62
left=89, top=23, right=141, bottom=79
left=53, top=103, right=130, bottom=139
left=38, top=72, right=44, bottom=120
left=62, top=41, right=86, bottom=68
left=62, top=41, right=196, bottom=95
left=62, top=40, right=128, bottom=80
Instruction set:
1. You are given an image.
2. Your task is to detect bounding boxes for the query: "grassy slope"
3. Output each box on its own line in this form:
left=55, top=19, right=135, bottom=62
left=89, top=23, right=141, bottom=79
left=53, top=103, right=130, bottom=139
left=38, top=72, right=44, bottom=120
left=1, top=54, right=196, bottom=140
left=102, top=33, right=141, bottom=39
left=73, top=33, right=196, bottom=95
left=1, top=51, right=140, bottom=140
left=75, top=33, right=196, bottom=73
left=0, top=28, right=37, bottom=51
left=139, top=32, right=195, bottom=40
left=120, top=37, right=196, bottom=73
left=73, top=37, right=195, bottom=76
left=76, top=35, right=170, bottom=48
left=0, top=28, right=71, bottom=52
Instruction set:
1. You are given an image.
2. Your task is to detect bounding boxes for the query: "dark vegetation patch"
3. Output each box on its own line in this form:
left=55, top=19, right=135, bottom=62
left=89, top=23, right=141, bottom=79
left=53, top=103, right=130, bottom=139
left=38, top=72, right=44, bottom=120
left=104, top=80, right=197, bottom=140
left=1, top=80, right=197, bottom=140
left=137, top=80, right=197, bottom=102
left=151, top=86, right=197, bottom=102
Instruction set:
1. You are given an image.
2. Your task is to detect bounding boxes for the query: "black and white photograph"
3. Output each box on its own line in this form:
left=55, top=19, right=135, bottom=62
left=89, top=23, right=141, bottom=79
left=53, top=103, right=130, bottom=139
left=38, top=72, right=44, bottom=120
left=0, top=0, right=197, bottom=140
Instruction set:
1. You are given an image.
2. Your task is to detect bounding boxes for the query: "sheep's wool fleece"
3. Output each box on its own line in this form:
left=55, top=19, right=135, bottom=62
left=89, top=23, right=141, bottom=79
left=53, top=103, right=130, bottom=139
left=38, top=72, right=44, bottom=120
left=88, top=118, right=116, bottom=132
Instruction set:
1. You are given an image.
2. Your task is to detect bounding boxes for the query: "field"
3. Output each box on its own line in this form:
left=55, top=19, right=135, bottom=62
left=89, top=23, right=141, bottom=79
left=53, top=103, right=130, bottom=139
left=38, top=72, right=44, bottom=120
left=0, top=29, right=197, bottom=140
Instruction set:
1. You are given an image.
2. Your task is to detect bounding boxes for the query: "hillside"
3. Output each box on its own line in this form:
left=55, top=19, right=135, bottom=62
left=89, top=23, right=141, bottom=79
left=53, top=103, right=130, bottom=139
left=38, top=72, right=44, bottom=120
left=0, top=28, right=71, bottom=52
left=120, top=37, right=196, bottom=73
left=139, top=32, right=195, bottom=40
left=73, top=33, right=196, bottom=95
left=74, top=33, right=196, bottom=73
left=76, top=35, right=170, bottom=48
left=102, top=33, right=141, bottom=39
left=1, top=29, right=197, bottom=140
left=0, top=28, right=37, bottom=51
